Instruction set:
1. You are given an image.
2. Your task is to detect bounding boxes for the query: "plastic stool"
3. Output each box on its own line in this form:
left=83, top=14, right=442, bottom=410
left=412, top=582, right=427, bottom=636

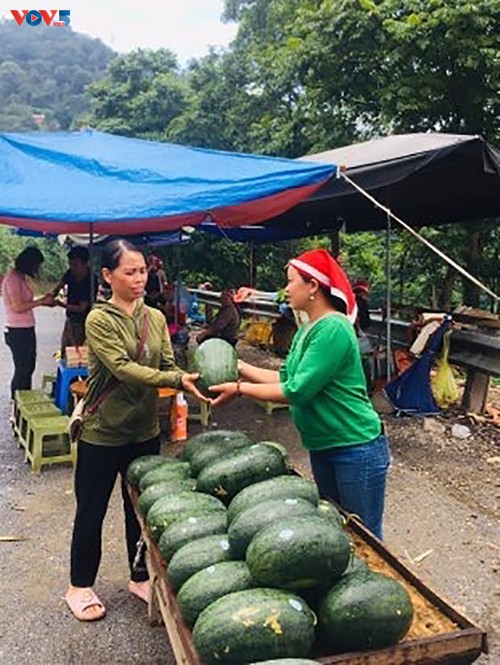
left=13, top=390, right=52, bottom=439
left=256, top=400, right=289, bottom=416
left=54, top=360, right=88, bottom=414
left=188, top=399, right=212, bottom=428
left=25, top=415, right=75, bottom=473
left=41, top=373, right=56, bottom=396
left=18, top=402, right=62, bottom=449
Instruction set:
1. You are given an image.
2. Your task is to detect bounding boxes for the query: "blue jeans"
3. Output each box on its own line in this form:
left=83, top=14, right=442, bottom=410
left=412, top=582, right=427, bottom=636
left=309, top=434, right=391, bottom=540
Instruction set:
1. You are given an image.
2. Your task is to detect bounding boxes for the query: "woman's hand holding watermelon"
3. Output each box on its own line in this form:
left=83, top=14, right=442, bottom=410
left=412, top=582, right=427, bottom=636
left=209, top=382, right=239, bottom=407
left=181, top=372, right=211, bottom=402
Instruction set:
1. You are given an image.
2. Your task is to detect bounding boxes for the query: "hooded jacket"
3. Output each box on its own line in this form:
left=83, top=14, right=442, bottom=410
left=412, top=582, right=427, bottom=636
left=81, top=300, right=184, bottom=446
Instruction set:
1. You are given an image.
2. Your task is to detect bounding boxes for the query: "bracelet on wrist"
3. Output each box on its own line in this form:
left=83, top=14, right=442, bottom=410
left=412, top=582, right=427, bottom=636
left=235, top=379, right=242, bottom=397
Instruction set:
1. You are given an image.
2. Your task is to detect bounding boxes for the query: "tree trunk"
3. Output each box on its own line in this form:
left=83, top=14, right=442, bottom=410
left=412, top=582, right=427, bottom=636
left=463, top=230, right=481, bottom=307
left=438, top=265, right=455, bottom=311
left=329, top=229, right=340, bottom=258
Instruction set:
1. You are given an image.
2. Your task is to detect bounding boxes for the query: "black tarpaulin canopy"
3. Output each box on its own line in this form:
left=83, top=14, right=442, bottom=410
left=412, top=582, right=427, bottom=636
left=210, top=133, right=500, bottom=242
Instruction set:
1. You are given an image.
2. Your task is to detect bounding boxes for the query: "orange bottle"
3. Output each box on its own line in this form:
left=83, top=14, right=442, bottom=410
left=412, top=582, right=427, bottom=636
left=170, top=391, right=188, bottom=442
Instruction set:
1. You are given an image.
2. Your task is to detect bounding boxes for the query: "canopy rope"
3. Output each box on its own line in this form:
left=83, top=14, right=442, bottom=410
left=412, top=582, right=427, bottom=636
left=340, top=171, right=499, bottom=302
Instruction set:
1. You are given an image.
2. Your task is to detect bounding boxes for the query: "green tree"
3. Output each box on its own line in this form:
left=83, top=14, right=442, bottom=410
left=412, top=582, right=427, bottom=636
left=0, top=19, right=114, bottom=131
left=220, top=0, right=500, bottom=305
left=83, top=50, right=190, bottom=140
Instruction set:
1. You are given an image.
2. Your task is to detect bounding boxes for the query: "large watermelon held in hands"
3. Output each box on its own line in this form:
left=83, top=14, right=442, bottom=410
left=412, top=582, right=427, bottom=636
left=193, top=338, right=238, bottom=397
left=318, top=569, right=414, bottom=652
left=192, top=588, right=316, bottom=665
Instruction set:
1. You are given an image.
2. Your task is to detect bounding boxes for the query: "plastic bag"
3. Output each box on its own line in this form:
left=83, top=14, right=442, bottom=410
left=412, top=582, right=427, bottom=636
left=244, top=320, right=273, bottom=346
left=432, top=331, right=459, bottom=408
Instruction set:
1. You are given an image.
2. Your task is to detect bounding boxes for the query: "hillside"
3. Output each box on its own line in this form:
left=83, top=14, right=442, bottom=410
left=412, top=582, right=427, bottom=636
left=0, top=19, right=115, bottom=131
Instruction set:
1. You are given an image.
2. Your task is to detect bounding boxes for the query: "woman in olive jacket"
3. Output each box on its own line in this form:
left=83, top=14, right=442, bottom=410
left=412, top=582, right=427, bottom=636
left=65, top=239, right=205, bottom=622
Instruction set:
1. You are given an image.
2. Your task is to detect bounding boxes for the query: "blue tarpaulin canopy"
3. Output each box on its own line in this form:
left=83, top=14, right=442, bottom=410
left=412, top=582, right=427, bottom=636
left=0, top=129, right=334, bottom=236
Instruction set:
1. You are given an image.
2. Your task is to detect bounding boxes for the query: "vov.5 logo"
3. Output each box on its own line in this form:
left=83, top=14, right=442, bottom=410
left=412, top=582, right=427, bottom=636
left=10, top=9, right=70, bottom=27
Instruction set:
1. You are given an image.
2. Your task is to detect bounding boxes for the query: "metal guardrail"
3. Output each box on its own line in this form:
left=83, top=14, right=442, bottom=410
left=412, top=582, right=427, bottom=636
left=368, top=316, right=500, bottom=378
left=190, top=289, right=281, bottom=320
left=192, top=290, right=500, bottom=377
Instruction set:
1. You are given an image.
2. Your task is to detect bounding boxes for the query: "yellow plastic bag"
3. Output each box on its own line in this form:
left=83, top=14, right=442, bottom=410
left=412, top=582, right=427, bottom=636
left=432, top=331, right=459, bottom=408
left=244, top=320, right=273, bottom=346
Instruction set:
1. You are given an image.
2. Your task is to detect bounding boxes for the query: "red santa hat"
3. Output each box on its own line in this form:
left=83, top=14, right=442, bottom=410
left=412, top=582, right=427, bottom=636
left=289, top=249, right=358, bottom=323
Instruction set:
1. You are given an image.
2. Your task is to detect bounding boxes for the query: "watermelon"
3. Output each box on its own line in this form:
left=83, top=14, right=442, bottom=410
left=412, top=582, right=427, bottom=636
left=167, top=535, right=233, bottom=592
left=318, top=570, right=414, bottom=652
left=138, top=461, right=191, bottom=492
left=343, top=553, right=369, bottom=576
left=192, top=588, right=316, bottom=665
left=193, top=338, right=238, bottom=397
left=229, top=498, right=318, bottom=558
left=158, top=512, right=228, bottom=562
left=189, top=442, right=228, bottom=477
left=126, top=455, right=178, bottom=487
left=196, top=443, right=288, bottom=501
left=317, top=500, right=345, bottom=528
left=258, top=440, right=289, bottom=460
left=228, top=476, right=319, bottom=523
left=177, top=561, right=254, bottom=627
left=146, top=492, right=226, bottom=542
left=246, top=516, right=351, bottom=590
left=138, top=478, right=196, bottom=516
left=182, top=430, right=252, bottom=462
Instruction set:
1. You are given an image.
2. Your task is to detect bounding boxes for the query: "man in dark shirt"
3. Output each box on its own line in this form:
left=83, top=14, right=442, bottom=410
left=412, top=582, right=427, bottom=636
left=52, top=246, right=93, bottom=356
left=196, top=289, right=241, bottom=347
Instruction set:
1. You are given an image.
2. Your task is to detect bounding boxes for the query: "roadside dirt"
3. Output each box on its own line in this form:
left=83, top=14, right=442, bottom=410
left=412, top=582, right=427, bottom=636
left=0, top=307, right=498, bottom=664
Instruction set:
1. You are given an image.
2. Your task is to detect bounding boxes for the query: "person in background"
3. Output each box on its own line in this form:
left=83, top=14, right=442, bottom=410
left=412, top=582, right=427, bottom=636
left=51, top=246, right=94, bottom=356
left=196, top=289, right=241, bottom=347
left=353, top=279, right=373, bottom=393
left=353, top=280, right=372, bottom=333
left=144, top=254, right=167, bottom=310
left=210, top=249, right=391, bottom=540
left=65, top=239, right=206, bottom=623
left=2, top=246, right=55, bottom=401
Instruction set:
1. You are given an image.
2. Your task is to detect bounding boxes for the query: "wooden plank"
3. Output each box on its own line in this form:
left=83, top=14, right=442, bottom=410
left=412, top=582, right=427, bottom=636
left=129, top=487, right=487, bottom=665
left=130, top=487, right=202, bottom=665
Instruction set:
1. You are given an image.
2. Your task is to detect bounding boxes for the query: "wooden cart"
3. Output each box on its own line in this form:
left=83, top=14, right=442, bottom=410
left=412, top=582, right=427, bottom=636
left=129, top=487, right=488, bottom=665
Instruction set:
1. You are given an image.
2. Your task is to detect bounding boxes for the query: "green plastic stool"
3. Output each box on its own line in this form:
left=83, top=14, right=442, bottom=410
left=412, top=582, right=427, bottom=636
left=25, top=415, right=75, bottom=473
left=13, top=390, right=52, bottom=439
left=41, top=373, right=56, bottom=396
left=187, top=399, right=212, bottom=428
left=18, top=402, right=62, bottom=449
left=256, top=400, right=289, bottom=416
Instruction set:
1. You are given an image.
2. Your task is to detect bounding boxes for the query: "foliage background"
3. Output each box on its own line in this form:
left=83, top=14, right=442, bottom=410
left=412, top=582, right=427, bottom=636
left=0, top=1, right=499, bottom=311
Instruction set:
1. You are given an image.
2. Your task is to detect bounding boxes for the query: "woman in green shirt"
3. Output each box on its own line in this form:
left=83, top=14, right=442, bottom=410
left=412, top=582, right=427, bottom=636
left=210, top=249, right=390, bottom=540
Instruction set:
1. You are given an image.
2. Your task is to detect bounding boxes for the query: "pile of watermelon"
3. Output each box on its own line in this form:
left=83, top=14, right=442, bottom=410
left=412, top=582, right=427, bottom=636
left=127, top=430, right=414, bottom=665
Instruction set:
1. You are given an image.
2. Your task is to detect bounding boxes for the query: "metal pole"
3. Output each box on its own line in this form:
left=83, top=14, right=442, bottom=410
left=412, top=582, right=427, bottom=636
left=89, top=223, right=96, bottom=306
left=385, top=213, right=392, bottom=384
left=249, top=243, right=256, bottom=287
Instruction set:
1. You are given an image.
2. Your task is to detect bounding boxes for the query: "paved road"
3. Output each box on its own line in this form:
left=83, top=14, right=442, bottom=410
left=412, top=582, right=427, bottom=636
left=0, top=303, right=497, bottom=664
left=0, top=304, right=175, bottom=664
